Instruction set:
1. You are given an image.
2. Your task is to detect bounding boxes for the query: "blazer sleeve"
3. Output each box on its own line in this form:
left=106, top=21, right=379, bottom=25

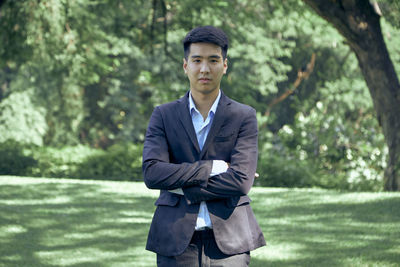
left=183, top=107, right=258, bottom=204
left=142, top=106, right=212, bottom=190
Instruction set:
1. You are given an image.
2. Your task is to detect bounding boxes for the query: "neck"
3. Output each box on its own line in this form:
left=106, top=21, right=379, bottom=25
left=190, top=89, right=219, bottom=120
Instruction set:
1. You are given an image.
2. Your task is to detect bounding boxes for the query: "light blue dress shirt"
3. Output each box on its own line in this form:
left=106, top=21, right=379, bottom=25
left=189, top=90, right=225, bottom=230
left=169, top=90, right=228, bottom=229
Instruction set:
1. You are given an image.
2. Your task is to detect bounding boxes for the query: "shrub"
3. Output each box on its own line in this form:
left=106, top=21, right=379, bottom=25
left=256, top=150, right=317, bottom=188
left=256, top=119, right=385, bottom=191
left=21, top=143, right=143, bottom=181
left=0, top=140, right=37, bottom=175
left=30, top=145, right=102, bottom=178
left=77, top=142, right=143, bottom=181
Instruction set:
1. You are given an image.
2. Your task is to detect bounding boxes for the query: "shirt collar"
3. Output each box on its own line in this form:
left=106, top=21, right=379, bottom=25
left=189, top=90, right=221, bottom=116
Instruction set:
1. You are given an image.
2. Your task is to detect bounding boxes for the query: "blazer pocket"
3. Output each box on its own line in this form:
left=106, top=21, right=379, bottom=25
left=214, top=134, right=234, bottom=142
left=154, top=193, right=180, bottom=207
left=225, top=195, right=251, bottom=208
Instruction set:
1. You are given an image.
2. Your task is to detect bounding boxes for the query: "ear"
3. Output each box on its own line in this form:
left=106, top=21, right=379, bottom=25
left=183, top=58, right=188, bottom=74
left=223, top=58, right=228, bottom=74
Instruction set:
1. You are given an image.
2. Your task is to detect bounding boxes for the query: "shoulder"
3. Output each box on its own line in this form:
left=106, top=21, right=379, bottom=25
left=223, top=94, right=256, bottom=117
left=151, top=95, right=187, bottom=117
left=156, top=100, right=178, bottom=112
left=156, top=93, right=187, bottom=111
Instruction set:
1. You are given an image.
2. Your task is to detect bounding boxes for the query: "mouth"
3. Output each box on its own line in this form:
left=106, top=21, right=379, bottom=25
left=198, top=78, right=211, bottom=83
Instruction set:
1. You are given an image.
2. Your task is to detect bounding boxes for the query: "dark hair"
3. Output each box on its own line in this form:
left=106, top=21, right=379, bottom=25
left=183, top=26, right=229, bottom=60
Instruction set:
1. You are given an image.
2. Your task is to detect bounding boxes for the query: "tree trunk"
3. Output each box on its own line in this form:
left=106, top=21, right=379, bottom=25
left=302, top=0, right=400, bottom=191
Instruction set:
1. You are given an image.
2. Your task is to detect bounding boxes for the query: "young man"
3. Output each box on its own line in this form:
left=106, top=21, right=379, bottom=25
left=142, top=25, right=265, bottom=267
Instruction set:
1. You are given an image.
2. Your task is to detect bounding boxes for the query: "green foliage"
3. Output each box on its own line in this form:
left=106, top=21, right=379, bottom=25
left=77, top=142, right=143, bottom=181
left=29, top=143, right=143, bottom=181
left=1, top=0, right=400, bottom=190
left=0, top=90, right=47, bottom=146
left=30, top=145, right=102, bottom=178
left=0, top=142, right=143, bottom=181
left=257, top=71, right=387, bottom=191
left=382, top=18, right=400, bottom=77
left=256, top=146, right=318, bottom=188
left=379, top=0, right=400, bottom=28
left=0, top=141, right=37, bottom=175
left=0, top=0, right=154, bottom=146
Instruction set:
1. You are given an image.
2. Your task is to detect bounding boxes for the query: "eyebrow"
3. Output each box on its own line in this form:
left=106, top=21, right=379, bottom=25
left=190, top=55, right=221, bottom=59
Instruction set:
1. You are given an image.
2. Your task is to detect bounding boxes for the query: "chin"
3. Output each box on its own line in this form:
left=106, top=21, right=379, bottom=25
left=201, top=85, right=217, bottom=92
left=201, top=88, right=218, bottom=95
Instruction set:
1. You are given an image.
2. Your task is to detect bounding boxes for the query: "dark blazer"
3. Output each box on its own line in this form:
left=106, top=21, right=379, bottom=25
left=142, top=91, right=266, bottom=257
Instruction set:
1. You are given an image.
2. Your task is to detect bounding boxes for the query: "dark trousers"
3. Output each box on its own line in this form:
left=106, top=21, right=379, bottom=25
left=156, top=229, right=250, bottom=267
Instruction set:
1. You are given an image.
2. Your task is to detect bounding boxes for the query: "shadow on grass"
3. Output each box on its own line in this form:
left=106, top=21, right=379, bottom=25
left=0, top=179, right=157, bottom=267
left=250, top=190, right=400, bottom=267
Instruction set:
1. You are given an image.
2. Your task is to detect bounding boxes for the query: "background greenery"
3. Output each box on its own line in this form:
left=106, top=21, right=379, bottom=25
left=1, top=0, right=400, bottom=191
left=0, top=176, right=399, bottom=266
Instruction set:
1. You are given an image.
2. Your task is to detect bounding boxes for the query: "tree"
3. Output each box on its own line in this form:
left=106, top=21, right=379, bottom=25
left=0, top=0, right=396, bottom=190
left=302, top=0, right=400, bottom=191
left=0, top=0, right=155, bottom=146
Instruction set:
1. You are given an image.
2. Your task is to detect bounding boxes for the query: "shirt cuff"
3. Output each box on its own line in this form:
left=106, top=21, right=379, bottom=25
left=169, top=188, right=184, bottom=195
left=210, top=160, right=229, bottom=176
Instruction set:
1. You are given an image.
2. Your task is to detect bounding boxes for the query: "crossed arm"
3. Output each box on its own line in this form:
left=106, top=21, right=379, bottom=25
left=169, top=160, right=229, bottom=195
left=142, top=106, right=258, bottom=204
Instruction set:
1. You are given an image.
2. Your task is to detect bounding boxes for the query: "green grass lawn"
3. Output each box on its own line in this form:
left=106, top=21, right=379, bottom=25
left=0, top=176, right=399, bottom=267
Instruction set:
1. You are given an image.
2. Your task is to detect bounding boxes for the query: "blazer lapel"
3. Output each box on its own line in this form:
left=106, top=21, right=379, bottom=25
left=199, top=92, right=231, bottom=159
left=176, top=92, right=201, bottom=154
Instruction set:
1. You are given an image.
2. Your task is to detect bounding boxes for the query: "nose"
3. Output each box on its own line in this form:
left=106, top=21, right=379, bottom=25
left=200, top=62, right=210, bottom=73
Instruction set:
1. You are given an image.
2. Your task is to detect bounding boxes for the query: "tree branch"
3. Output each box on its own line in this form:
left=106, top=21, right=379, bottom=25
left=265, top=53, right=316, bottom=117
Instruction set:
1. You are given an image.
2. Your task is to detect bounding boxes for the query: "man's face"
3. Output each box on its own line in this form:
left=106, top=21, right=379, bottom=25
left=183, top=42, right=228, bottom=96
